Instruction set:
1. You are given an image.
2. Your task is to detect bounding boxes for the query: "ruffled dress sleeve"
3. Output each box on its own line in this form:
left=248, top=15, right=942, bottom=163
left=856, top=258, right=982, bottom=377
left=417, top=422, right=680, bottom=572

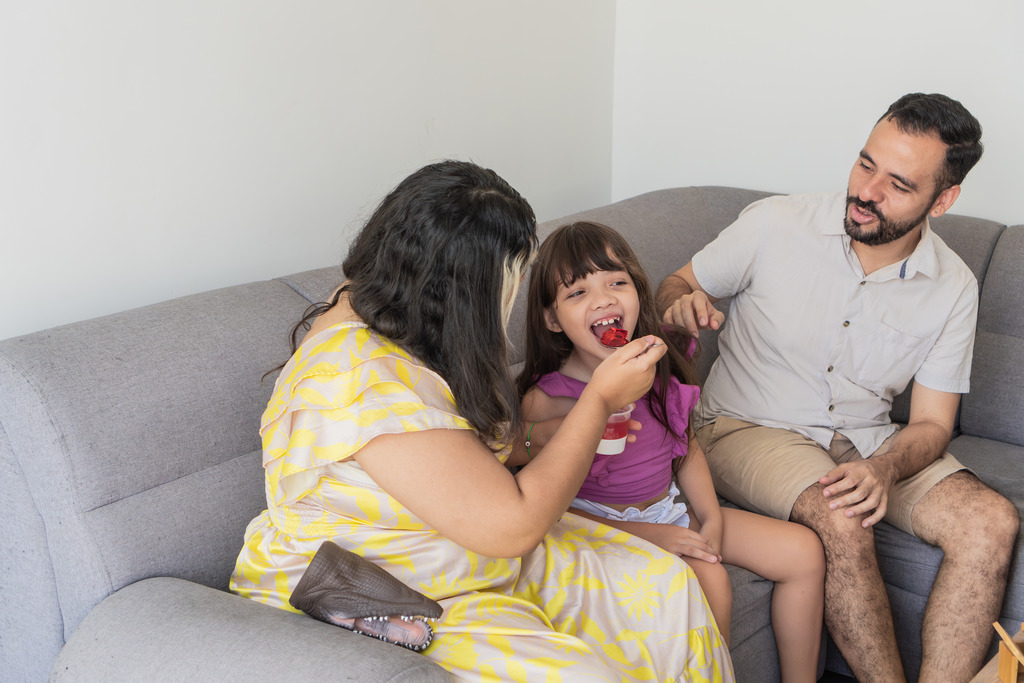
left=260, top=323, right=472, bottom=507
left=666, top=377, right=701, bottom=461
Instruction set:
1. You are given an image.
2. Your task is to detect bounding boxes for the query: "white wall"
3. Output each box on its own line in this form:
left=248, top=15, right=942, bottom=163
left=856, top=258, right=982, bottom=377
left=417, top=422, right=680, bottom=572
left=613, top=1, right=1024, bottom=225
left=7, top=2, right=1021, bottom=341
left=0, top=2, right=615, bottom=340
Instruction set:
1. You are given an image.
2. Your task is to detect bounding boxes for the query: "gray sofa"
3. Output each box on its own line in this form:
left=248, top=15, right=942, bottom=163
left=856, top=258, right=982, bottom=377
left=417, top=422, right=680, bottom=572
left=2, top=186, right=1020, bottom=682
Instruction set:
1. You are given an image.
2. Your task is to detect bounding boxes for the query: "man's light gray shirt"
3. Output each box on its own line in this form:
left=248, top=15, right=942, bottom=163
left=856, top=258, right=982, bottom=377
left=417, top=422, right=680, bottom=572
left=691, top=192, right=978, bottom=457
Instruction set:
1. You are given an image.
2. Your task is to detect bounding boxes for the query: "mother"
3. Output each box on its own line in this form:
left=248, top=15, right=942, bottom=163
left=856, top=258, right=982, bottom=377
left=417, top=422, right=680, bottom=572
left=231, top=160, right=733, bottom=681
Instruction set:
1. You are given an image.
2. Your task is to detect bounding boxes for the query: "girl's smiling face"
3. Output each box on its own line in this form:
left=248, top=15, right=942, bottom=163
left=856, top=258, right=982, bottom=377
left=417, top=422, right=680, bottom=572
left=544, top=267, right=640, bottom=371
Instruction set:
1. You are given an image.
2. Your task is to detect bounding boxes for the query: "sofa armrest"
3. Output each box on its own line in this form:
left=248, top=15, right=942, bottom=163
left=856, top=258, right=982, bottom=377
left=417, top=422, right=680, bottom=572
left=51, top=577, right=450, bottom=682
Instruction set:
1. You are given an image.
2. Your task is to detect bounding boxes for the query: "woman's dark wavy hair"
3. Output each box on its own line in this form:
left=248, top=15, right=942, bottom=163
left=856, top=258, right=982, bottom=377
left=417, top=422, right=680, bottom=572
left=284, top=160, right=537, bottom=448
left=880, top=93, right=983, bottom=191
left=516, top=221, right=700, bottom=441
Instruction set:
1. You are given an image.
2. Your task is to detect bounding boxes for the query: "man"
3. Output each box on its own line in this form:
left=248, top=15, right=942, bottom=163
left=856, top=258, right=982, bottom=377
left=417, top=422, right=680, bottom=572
left=658, top=93, right=1018, bottom=682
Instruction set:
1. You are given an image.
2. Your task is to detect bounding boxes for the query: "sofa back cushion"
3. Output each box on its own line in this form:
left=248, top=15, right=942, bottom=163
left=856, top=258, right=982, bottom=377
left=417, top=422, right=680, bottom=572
left=885, top=213, right=1006, bottom=426
left=960, top=225, right=1024, bottom=446
left=0, top=280, right=310, bottom=639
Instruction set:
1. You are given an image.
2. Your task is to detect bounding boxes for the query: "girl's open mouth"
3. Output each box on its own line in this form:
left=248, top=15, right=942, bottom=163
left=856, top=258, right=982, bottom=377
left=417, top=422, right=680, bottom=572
left=592, top=316, right=628, bottom=347
left=591, top=316, right=622, bottom=340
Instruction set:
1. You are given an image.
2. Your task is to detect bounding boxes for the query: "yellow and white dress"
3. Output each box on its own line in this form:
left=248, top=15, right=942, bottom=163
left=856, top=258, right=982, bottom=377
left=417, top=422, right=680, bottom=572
left=231, top=322, right=733, bottom=682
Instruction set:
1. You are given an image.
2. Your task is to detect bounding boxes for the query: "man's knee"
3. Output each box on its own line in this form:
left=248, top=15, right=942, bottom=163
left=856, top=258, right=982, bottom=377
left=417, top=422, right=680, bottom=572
left=983, top=491, right=1020, bottom=542
left=952, top=489, right=1019, bottom=556
left=791, top=484, right=876, bottom=559
left=918, top=474, right=1019, bottom=553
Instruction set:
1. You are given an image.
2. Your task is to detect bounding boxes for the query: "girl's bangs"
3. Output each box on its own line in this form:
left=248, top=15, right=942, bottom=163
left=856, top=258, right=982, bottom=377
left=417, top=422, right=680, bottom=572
left=552, top=237, right=624, bottom=290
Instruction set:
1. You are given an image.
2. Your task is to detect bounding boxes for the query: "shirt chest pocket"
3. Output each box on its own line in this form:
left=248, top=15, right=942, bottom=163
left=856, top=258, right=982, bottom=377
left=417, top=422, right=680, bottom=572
left=847, top=321, right=931, bottom=397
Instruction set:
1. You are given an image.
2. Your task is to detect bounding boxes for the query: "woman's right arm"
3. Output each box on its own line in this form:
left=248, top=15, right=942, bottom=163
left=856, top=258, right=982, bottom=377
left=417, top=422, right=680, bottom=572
left=502, top=391, right=574, bottom=467
left=354, top=336, right=666, bottom=558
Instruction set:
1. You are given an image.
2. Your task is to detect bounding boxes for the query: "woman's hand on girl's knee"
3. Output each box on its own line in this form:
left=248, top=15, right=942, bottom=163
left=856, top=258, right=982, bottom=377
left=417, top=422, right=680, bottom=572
left=633, top=523, right=722, bottom=564
left=676, top=536, right=723, bottom=564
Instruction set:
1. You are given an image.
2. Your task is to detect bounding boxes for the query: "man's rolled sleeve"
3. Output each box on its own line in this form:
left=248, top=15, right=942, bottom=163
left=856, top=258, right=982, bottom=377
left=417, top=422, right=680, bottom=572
left=691, top=199, right=767, bottom=299
left=913, top=278, right=978, bottom=394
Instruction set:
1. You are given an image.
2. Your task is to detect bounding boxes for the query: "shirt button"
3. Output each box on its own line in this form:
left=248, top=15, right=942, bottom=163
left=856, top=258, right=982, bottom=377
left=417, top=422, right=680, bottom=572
left=827, top=365, right=834, bottom=372
left=843, top=321, right=851, bottom=327
left=860, top=280, right=867, bottom=286
left=829, top=404, right=835, bottom=411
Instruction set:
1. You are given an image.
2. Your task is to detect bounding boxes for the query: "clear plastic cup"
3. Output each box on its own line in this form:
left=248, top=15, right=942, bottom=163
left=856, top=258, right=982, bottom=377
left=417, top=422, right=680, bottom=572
left=597, top=403, right=634, bottom=455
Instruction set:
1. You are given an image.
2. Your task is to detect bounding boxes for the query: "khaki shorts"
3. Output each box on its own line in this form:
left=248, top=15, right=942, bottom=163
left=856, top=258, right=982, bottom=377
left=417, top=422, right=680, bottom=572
left=695, top=416, right=969, bottom=535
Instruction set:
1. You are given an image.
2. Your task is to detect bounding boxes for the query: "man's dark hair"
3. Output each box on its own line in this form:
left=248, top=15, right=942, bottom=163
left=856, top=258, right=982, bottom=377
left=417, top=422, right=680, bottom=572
left=880, top=93, right=983, bottom=190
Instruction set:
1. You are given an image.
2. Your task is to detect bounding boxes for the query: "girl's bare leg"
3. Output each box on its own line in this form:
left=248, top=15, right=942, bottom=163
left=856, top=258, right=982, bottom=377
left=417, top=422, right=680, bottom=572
left=686, top=516, right=734, bottom=644
left=720, top=507, right=824, bottom=683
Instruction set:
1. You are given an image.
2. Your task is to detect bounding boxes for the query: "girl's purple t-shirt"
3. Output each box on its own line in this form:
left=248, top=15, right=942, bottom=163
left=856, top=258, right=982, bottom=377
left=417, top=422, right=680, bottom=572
left=535, top=372, right=701, bottom=505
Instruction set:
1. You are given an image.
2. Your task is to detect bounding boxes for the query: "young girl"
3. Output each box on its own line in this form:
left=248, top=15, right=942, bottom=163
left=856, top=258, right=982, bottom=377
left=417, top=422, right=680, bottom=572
left=515, top=221, right=825, bottom=683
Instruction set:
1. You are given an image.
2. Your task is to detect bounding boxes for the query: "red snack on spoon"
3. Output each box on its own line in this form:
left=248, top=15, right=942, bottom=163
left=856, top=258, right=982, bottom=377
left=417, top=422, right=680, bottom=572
left=600, top=328, right=629, bottom=348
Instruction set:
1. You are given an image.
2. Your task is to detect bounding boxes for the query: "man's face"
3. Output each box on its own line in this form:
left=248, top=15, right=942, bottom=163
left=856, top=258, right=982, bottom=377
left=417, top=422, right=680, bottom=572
left=845, top=117, right=949, bottom=246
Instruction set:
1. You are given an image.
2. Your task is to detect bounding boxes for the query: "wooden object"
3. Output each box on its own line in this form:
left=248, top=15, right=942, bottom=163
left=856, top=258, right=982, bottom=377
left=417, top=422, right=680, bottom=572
left=973, top=622, right=1024, bottom=683
left=996, top=623, right=1024, bottom=683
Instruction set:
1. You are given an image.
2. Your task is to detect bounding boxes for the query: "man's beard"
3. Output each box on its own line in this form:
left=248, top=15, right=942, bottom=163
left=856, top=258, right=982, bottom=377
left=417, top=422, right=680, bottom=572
left=844, top=195, right=930, bottom=246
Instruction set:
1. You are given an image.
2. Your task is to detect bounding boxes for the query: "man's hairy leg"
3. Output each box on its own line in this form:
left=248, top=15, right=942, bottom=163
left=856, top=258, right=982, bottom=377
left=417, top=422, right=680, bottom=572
left=791, top=483, right=906, bottom=683
left=911, top=472, right=1018, bottom=683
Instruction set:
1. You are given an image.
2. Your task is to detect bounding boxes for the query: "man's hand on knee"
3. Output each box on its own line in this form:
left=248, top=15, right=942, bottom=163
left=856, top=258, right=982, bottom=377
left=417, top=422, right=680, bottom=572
left=819, top=459, right=898, bottom=528
left=792, top=484, right=878, bottom=556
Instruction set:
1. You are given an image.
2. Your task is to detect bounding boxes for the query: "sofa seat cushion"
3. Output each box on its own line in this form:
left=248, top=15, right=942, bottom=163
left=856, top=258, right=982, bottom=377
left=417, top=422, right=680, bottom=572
left=726, top=563, right=780, bottom=682
left=52, top=577, right=449, bottom=682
